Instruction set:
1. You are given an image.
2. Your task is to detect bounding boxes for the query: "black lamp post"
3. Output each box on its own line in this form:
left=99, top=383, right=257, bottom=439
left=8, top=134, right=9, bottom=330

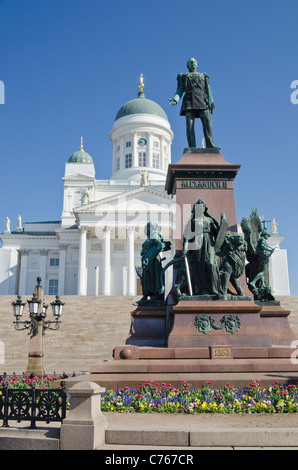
left=12, top=277, right=65, bottom=377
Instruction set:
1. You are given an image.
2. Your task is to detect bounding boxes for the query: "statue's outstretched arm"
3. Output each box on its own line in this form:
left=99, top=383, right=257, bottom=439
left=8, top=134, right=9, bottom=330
left=169, top=74, right=184, bottom=105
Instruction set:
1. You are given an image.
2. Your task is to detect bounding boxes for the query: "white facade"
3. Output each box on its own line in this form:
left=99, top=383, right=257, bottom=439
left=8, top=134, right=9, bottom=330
left=0, top=86, right=176, bottom=296
left=0, top=85, right=291, bottom=296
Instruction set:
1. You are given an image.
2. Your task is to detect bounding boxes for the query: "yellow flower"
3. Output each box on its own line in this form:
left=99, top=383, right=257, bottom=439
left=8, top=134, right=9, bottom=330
left=201, top=401, right=208, bottom=409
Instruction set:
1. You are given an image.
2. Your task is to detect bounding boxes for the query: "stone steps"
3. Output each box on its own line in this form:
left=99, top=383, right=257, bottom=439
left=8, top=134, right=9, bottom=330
left=101, top=427, right=298, bottom=449
left=0, top=295, right=297, bottom=364
left=0, top=295, right=139, bottom=361
left=0, top=427, right=60, bottom=450
left=99, top=412, right=298, bottom=449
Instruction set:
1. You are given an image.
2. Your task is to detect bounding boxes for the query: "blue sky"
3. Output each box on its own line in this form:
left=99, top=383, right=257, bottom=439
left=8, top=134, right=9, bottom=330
left=0, top=0, right=297, bottom=294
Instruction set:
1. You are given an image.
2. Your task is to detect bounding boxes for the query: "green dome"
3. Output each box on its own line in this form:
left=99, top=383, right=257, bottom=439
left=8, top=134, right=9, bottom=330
left=68, top=149, right=93, bottom=164
left=115, top=92, right=168, bottom=122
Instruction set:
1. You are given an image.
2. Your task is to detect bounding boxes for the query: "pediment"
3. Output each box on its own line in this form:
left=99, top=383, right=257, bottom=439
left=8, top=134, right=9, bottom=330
left=74, top=186, right=175, bottom=215
left=63, top=174, right=95, bottom=182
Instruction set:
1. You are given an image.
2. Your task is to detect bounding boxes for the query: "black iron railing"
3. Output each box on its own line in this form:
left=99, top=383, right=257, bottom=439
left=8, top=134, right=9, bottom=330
left=0, top=380, right=67, bottom=428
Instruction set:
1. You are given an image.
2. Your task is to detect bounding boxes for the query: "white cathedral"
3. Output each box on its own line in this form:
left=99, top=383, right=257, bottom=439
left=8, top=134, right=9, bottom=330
left=0, top=78, right=291, bottom=297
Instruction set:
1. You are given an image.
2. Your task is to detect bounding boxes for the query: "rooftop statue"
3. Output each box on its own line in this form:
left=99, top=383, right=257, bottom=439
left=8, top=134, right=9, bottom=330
left=169, top=58, right=220, bottom=149
left=241, top=208, right=275, bottom=302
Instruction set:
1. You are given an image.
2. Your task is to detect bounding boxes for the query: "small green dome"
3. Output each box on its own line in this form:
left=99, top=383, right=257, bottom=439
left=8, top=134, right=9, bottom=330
left=115, top=92, right=168, bottom=122
left=68, top=149, right=93, bottom=164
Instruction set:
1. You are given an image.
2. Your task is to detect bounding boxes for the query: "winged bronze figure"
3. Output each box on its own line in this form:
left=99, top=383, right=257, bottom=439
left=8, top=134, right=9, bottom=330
left=240, top=208, right=275, bottom=301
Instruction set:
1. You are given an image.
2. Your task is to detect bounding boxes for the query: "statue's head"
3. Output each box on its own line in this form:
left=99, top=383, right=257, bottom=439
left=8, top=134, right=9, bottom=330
left=261, top=228, right=270, bottom=240
left=191, top=198, right=206, bottom=219
left=145, top=221, right=158, bottom=238
left=187, top=58, right=198, bottom=72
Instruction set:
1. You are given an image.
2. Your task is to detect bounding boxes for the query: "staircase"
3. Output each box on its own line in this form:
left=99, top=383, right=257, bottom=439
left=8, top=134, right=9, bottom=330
left=0, top=295, right=140, bottom=362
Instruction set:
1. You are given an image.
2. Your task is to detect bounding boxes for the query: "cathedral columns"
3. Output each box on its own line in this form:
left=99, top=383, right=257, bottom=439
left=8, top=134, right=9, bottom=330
left=18, top=249, right=29, bottom=295
left=148, top=132, right=153, bottom=168
left=77, top=226, right=88, bottom=295
left=39, top=249, right=48, bottom=288
left=58, top=244, right=67, bottom=295
left=127, top=226, right=135, bottom=295
left=102, top=226, right=111, bottom=296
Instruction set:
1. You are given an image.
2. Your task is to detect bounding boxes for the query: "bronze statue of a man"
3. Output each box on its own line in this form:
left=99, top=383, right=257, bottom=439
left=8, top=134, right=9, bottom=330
left=169, top=58, right=219, bottom=149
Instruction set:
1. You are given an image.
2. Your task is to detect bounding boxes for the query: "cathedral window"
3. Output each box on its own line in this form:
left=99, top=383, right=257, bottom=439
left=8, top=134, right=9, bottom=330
left=125, top=141, right=132, bottom=148
left=125, top=153, right=132, bottom=168
left=138, top=152, right=146, bottom=166
left=116, top=157, right=120, bottom=171
left=152, top=153, right=160, bottom=169
left=49, top=279, right=59, bottom=295
left=153, top=140, right=159, bottom=148
left=50, top=258, right=59, bottom=267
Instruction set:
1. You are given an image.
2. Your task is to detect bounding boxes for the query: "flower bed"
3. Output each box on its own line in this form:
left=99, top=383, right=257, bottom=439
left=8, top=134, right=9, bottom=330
left=0, top=375, right=65, bottom=389
left=101, top=380, right=298, bottom=414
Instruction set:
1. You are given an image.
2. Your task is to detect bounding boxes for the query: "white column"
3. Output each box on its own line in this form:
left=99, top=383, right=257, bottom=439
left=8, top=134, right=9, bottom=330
left=120, top=136, right=124, bottom=171
left=77, top=226, right=88, bottom=295
left=95, top=266, right=99, bottom=296
left=39, top=250, right=48, bottom=291
left=58, top=244, right=67, bottom=295
left=127, top=226, right=135, bottom=295
left=132, top=132, right=138, bottom=168
left=102, top=226, right=111, bottom=296
left=18, top=249, right=29, bottom=295
left=160, top=135, right=165, bottom=170
left=148, top=132, right=153, bottom=168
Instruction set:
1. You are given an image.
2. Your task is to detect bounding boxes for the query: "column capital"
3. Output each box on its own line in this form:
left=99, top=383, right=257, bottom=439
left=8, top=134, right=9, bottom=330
left=59, top=244, right=68, bottom=251
left=103, top=226, right=112, bottom=238
left=20, top=249, right=30, bottom=256
left=78, top=225, right=88, bottom=234
left=126, top=225, right=135, bottom=234
left=39, top=249, right=48, bottom=256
